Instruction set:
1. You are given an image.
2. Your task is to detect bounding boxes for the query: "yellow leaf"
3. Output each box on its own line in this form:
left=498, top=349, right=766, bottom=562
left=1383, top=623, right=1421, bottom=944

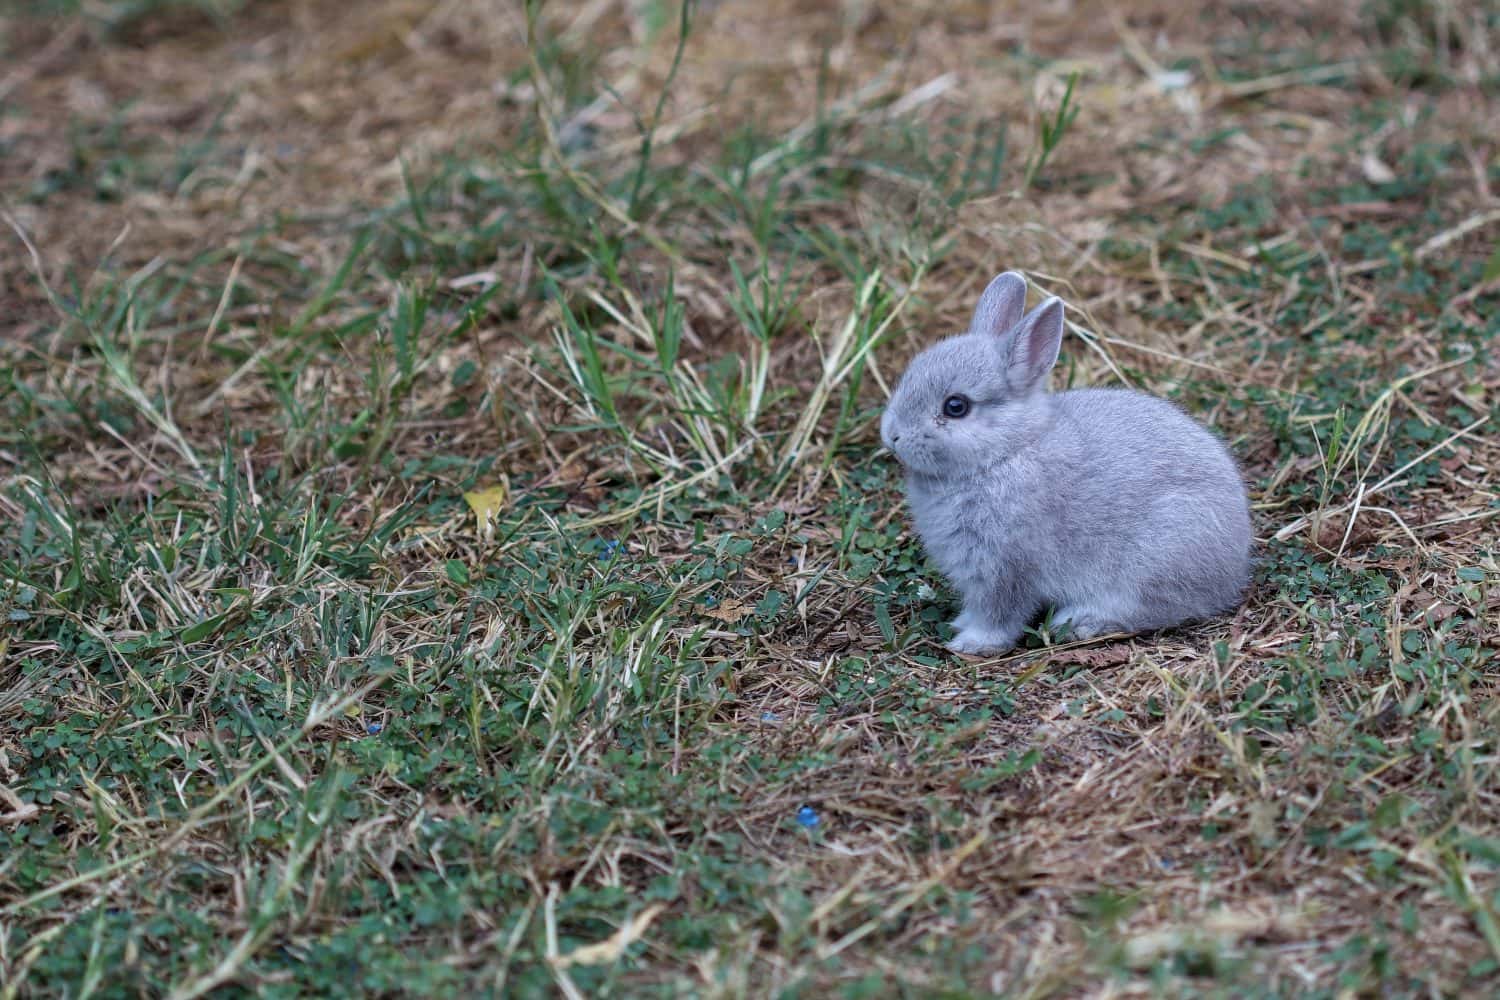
left=703, top=600, right=750, bottom=623
left=462, top=483, right=509, bottom=536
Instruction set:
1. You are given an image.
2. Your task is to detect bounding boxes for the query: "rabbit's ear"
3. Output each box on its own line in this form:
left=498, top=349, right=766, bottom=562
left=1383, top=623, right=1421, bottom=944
left=1006, top=297, right=1064, bottom=391
left=969, top=271, right=1028, bottom=338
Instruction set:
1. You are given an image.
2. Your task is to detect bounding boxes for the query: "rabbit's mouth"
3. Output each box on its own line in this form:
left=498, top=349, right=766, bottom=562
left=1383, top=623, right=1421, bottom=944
left=890, top=443, right=944, bottom=478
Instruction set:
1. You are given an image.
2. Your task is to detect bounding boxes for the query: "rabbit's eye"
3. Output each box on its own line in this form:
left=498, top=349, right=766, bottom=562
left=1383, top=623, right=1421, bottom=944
left=942, top=395, right=970, bottom=419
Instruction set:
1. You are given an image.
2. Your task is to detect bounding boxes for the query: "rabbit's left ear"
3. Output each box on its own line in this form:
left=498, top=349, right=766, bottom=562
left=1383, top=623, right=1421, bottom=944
left=1005, top=297, right=1064, bottom=391
left=969, top=271, right=1028, bottom=338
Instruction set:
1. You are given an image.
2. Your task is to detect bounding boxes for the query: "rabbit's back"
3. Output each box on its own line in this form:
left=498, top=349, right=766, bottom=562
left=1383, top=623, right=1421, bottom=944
left=1055, top=388, right=1242, bottom=485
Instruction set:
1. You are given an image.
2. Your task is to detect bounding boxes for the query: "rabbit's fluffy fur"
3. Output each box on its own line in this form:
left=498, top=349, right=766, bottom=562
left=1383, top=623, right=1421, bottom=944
left=880, top=271, right=1252, bottom=655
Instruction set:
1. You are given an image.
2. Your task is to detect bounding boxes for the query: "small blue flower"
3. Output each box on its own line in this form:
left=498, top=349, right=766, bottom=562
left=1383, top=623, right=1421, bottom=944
left=761, top=711, right=781, bottom=724
left=598, top=539, right=622, bottom=560
left=796, top=806, right=820, bottom=828
left=366, top=723, right=382, bottom=736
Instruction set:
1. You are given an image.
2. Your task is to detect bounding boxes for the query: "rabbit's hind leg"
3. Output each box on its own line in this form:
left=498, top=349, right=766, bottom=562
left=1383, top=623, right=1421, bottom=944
left=1052, top=602, right=1133, bottom=641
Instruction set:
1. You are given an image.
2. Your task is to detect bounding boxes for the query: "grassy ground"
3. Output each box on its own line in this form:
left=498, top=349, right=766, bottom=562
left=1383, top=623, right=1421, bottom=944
left=2, top=0, right=1499, bottom=995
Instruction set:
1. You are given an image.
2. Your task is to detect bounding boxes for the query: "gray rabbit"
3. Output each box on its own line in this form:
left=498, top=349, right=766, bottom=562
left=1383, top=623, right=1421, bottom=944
left=880, top=271, right=1252, bottom=655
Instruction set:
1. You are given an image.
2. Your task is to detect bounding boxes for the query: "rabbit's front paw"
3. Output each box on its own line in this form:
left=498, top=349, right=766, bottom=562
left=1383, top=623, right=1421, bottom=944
left=947, top=626, right=1018, bottom=657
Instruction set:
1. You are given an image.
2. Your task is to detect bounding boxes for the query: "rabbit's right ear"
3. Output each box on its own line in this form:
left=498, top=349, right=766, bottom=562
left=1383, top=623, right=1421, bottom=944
left=1005, top=297, right=1064, bottom=392
left=969, top=271, right=1028, bottom=338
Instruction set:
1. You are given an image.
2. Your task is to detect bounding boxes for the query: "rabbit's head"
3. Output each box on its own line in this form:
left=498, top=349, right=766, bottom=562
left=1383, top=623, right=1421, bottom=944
left=880, top=271, right=1065, bottom=479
